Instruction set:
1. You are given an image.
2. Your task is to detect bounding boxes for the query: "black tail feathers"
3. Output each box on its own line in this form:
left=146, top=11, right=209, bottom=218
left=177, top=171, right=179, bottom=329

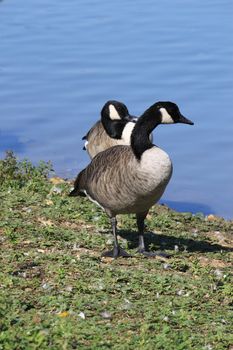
left=69, top=190, right=76, bottom=197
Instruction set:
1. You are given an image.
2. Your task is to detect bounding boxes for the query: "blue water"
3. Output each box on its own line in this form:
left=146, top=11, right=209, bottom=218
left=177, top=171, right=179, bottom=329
left=1, top=0, right=233, bottom=218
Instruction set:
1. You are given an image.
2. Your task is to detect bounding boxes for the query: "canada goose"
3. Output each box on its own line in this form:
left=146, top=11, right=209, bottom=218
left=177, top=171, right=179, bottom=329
left=70, top=101, right=194, bottom=258
left=82, top=100, right=137, bottom=159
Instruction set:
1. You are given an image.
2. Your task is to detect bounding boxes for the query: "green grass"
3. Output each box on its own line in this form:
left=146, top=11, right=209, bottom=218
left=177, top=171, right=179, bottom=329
left=0, top=152, right=232, bottom=349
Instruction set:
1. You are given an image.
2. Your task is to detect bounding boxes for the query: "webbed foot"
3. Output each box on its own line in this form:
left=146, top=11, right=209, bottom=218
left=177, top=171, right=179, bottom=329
left=138, top=249, right=170, bottom=258
left=102, top=246, right=131, bottom=258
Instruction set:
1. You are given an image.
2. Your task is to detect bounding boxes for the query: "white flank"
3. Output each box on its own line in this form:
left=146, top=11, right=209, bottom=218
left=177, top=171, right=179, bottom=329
left=84, top=140, right=88, bottom=148
left=109, top=104, right=121, bottom=120
left=83, top=190, right=105, bottom=211
left=160, top=107, right=174, bottom=124
left=121, top=122, right=135, bottom=144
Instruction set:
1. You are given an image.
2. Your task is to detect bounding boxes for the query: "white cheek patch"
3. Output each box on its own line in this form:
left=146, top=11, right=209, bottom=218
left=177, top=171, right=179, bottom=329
left=109, top=104, right=121, bottom=120
left=160, top=108, right=174, bottom=124
left=121, top=122, right=136, bottom=143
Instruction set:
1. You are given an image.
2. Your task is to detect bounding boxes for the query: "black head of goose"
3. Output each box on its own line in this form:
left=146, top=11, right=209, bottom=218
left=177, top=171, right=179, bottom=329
left=82, top=100, right=137, bottom=159
left=71, top=101, right=194, bottom=258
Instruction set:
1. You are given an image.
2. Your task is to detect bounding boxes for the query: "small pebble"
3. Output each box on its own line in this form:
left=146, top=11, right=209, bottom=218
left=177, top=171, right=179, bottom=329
left=19, top=272, right=27, bottom=278
left=177, top=289, right=185, bottom=296
left=100, top=311, right=112, bottom=320
left=78, top=312, right=85, bottom=320
left=163, top=263, right=171, bottom=270
left=37, top=249, right=45, bottom=253
left=42, top=283, right=51, bottom=290
left=214, top=269, right=223, bottom=278
left=51, top=186, right=62, bottom=194
left=121, top=298, right=132, bottom=310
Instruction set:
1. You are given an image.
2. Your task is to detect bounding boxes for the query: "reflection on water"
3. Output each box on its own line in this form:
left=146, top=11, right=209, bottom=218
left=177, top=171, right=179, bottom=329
left=0, top=0, right=233, bottom=218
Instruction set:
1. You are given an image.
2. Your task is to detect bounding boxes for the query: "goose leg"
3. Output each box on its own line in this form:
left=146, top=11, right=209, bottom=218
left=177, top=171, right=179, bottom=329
left=136, top=212, right=147, bottom=253
left=136, top=212, right=170, bottom=258
left=102, top=217, right=131, bottom=258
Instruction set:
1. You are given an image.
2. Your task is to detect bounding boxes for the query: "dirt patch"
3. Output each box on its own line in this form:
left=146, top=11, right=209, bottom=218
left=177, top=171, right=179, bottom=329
left=205, top=230, right=233, bottom=248
left=60, top=220, right=95, bottom=231
left=195, top=256, right=232, bottom=268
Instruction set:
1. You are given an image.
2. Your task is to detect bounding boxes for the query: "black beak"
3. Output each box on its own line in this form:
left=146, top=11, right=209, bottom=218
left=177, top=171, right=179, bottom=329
left=178, top=114, right=194, bottom=125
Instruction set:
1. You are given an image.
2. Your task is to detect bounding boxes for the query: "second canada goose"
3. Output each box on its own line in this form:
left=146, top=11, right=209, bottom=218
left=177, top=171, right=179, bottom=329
left=70, top=101, right=194, bottom=258
left=82, top=100, right=137, bottom=159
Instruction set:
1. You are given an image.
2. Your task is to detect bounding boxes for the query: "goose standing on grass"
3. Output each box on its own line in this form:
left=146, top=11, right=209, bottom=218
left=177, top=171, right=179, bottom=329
left=82, top=100, right=137, bottom=159
left=70, top=101, right=194, bottom=258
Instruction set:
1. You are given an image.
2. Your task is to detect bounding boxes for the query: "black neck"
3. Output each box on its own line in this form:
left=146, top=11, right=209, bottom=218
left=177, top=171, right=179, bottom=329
left=131, top=105, right=161, bottom=160
left=102, top=118, right=128, bottom=139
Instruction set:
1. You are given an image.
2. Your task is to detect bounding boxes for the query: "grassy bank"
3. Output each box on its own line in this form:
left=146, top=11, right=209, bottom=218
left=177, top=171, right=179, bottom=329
left=0, top=152, right=232, bottom=349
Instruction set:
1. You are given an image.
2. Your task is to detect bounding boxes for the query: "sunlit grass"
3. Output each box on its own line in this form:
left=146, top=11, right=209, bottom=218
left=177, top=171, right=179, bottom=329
left=0, top=152, right=232, bottom=349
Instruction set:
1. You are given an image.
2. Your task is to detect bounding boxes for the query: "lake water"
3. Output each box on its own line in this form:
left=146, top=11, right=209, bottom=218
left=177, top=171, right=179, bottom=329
left=0, top=0, right=233, bottom=219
